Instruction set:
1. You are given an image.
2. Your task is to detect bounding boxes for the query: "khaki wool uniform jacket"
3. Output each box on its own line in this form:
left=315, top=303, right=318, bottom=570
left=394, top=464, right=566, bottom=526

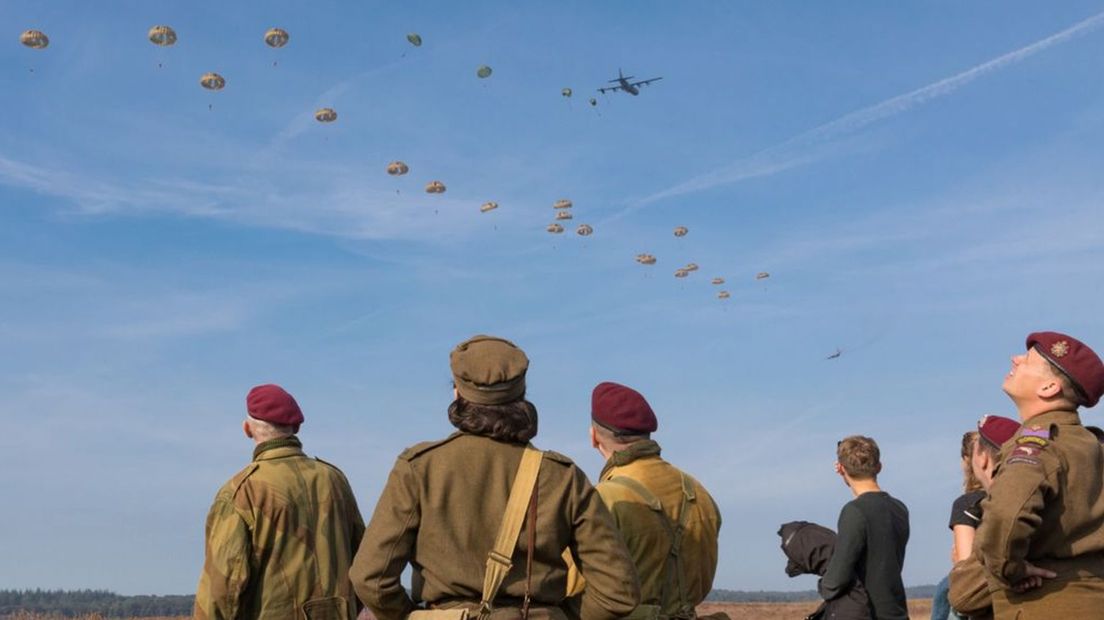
left=194, top=437, right=366, bottom=620
left=349, top=432, right=641, bottom=620
left=975, top=409, right=1104, bottom=619
left=595, top=441, right=721, bottom=620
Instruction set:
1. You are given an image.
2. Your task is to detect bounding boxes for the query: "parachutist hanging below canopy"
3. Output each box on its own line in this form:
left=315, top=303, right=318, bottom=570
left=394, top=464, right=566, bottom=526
left=315, top=108, right=337, bottom=123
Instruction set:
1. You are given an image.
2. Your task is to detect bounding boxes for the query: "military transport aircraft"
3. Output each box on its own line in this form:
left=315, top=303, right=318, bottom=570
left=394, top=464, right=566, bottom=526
left=825, top=348, right=843, bottom=360
left=598, top=68, right=662, bottom=95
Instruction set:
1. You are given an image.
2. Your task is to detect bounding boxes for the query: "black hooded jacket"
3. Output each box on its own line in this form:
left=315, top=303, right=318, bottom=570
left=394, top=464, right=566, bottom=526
left=778, top=521, right=871, bottom=620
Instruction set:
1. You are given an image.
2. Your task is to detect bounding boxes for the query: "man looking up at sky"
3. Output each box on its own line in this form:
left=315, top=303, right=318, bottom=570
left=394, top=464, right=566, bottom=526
left=975, top=331, right=1104, bottom=618
left=588, top=381, right=722, bottom=620
left=194, top=384, right=365, bottom=620
left=819, top=435, right=910, bottom=620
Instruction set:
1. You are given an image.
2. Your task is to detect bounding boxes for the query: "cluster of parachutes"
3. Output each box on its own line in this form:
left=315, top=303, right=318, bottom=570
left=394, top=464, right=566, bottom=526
left=545, top=199, right=593, bottom=237
left=19, top=26, right=771, bottom=302
left=628, top=224, right=772, bottom=301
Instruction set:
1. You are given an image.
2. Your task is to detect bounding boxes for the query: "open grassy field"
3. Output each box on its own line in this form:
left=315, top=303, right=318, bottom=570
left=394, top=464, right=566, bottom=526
left=3, top=600, right=935, bottom=620
left=699, top=600, right=932, bottom=619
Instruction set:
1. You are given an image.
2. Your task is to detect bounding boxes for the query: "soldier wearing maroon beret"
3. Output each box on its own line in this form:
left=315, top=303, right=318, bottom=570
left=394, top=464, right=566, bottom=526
left=975, top=332, right=1104, bottom=619
left=587, top=381, right=722, bottom=620
left=195, top=384, right=365, bottom=619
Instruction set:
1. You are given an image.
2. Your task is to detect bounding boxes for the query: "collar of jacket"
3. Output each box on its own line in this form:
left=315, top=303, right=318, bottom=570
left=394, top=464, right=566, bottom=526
left=1026, top=409, right=1081, bottom=428
left=253, top=436, right=305, bottom=461
left=600, top=439, right=662, bottom=479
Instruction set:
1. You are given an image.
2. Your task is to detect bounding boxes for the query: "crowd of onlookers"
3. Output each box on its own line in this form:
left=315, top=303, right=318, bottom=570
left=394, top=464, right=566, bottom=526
left=188, top=330, right=1104, bottom=620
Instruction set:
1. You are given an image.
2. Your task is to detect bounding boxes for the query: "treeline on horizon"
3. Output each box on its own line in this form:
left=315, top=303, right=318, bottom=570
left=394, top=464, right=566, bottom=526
left=0, top=586, right=938, bottom=615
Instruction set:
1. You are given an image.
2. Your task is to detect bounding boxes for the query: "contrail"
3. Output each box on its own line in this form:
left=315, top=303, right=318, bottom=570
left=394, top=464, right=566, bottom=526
left=632, top=10, right=1104, bottom=210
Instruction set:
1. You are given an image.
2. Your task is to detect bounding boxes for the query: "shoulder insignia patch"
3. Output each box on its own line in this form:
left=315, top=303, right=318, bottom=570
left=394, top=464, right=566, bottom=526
left=1021, top=426, right=1051, bottom=439
left=398, top=434, right=463, bottom=461
left=1006, top=444, right=1042, bottom=467
left=1017, top=435, right=1048, bottom=448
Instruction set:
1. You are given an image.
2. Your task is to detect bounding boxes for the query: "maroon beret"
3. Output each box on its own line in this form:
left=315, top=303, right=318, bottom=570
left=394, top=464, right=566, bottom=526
left=1027, top=331, right=1104, bottom=408
left=978, top=414, right=1019, bottom=449
left=591, top=382, right=657, bottom=434
left=246, top=384, right=304, bottom=430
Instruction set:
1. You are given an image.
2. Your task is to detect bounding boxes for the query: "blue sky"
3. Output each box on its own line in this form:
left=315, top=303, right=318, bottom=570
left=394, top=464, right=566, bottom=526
left=2, top=0, right=1104, bottom=596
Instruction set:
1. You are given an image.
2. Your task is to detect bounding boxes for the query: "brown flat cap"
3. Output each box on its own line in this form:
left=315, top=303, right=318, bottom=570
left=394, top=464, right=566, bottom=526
left=450, top=335, right=529, bottom=405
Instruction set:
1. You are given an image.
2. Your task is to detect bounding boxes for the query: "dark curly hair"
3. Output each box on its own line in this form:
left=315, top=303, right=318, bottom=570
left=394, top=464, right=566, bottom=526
left=448, top=396, right=539, bottom=444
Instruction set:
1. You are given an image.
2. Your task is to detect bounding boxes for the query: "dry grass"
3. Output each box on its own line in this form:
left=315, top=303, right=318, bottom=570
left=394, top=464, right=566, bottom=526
left=2, top=601, right=934, bottom=620
left=699, top=600, right=933, bottom=620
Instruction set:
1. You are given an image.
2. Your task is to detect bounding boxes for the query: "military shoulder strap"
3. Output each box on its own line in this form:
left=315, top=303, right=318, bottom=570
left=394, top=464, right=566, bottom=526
left=606, top=472, right=699, bottom=620
left=479, top=446, right=543, bottom=620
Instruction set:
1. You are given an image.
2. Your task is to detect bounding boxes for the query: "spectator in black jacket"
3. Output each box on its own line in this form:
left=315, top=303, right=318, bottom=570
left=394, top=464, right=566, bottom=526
left=819, top=436, right=910, bottom=620
left=779, top=520, right=871, bottom=620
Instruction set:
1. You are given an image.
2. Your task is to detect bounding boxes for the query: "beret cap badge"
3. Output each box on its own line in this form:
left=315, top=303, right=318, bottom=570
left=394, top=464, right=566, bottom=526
left=1051, top=341, right=1071, bottom=358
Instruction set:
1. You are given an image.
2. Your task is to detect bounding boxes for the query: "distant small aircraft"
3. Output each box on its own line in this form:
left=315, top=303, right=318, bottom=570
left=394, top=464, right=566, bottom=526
left=826, top=348, right=842, bottom=360
left=598, top=68, right=662, bottom=96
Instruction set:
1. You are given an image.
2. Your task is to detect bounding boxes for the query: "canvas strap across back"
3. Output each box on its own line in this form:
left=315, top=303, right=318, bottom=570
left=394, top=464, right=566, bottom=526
left=606, top=473, right=698, bottom=620
left=478, top=446, right=544, bottom=620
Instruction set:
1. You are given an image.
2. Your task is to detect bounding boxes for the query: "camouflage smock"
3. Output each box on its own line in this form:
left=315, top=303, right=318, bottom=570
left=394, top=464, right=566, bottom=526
left=596, top=440, right=721, bottom=620
left=194, top=437, right=366, bottom=619
left=349, top=432, right=641, bottom=620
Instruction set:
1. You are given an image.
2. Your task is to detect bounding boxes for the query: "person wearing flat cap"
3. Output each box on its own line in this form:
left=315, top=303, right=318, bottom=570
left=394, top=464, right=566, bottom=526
left=974, top=331, right=1104, bottom=619
left=585, top=381, right=721, bottom=620
left=194, top=384, right=366, bottom=620
left=350, top=336, right=640, bottom=620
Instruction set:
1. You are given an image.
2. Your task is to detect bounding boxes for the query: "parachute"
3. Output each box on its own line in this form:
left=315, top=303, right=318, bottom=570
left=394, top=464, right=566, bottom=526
left=200, top=72, right=226, bottom=91
left=674, top=269, right=689, bottom=278
left=562, top=87, right=573, bottom=98
left=264, top=28, right=289, bottom=48
left=386, top=161, right=409, bottom=176
left=480, top=201, right=499, bottom=213
left=756, top=272, right=770, bottom=280
left=148, top=25, right=177, bottom=47
left=553, top=199, right=572, bottom=210
left=684, top=263, right=699, bottom=272
left=315, top=108, right=337, bottom=123
left=576, top=224, right=593, bottom=236
left=546, top=223, right=564, bottom=234
left=555, top=211, right=573, bottom=221
left=711, top=277, right=725, bottom=285
left=718, top=291, right=731, bottom=300
left=406, top=33, right=422, bottom=47
left=589, top=98, right=597, bottom=107
left=673, top=226, right=688, bottom=237
left=425, top=181, right=447, bottom=194
left=635, top=254, right=657, bottom=265
left=21, top=30, right=49, bottom=49
left=476, top=65, right=493, bottom=79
